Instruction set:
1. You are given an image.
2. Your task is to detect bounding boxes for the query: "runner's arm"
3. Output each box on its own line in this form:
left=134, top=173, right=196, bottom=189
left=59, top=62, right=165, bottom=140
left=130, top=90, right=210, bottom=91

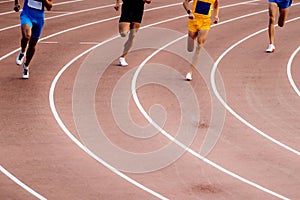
left=43, top=0, right=52, bottom=11
left=213, top=0, right=219, bottom=24
left=14, top=0, right=21, bottom=12
left=183, top=0, right=194, bottom=19
left=114, top=0, right=121, bottom=11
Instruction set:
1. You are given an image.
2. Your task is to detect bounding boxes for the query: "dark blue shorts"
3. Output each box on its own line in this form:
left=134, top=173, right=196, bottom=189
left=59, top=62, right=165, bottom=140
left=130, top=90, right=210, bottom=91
left=269, top=0, right=292, bottom=9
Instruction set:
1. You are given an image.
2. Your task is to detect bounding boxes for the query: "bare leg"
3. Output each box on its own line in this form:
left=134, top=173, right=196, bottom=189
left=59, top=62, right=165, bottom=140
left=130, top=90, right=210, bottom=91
left=188, top=29, right=209, bottom=75
left=268, top=2, right=277, bottom=45
left=187, top=31, right=197, bottom=52
left=20, top=24, right=32, bottom=54
left=120, top=22, right=140, bottom=58
left=278, top=7, right=289, bottom=27
left=24, top=38, right=38, bottom=67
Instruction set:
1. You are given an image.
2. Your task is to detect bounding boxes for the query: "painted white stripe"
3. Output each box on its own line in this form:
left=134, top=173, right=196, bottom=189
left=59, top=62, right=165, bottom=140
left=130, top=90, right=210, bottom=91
left=0, top=0, right=82, bottom=16
left=0, top=0, right=13, bottom=4
left=54, top=0, right=83, bottom=6
left=0, top=165, right=46, bottom=200
left=211, top=15, right=300, bottom=156
left=49, top=3, right=291, bottom=200
left=287, top=46, right=300, bottom=96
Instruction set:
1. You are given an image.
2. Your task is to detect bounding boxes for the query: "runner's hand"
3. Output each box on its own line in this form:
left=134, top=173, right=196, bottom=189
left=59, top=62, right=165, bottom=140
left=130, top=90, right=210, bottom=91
left=114, top=3, right=120, bottom=11
left=188, top=13, right=195, bottom=19
left=213, top=16, right=219, bottom=24
left=144, top=0, right=151, bottom=4
left=14, top=4, right=20, bottom=12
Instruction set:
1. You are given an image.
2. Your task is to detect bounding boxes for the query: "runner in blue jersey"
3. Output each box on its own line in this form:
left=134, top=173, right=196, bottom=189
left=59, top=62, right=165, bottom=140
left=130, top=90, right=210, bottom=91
left=114, top=0, right=151, bottom=66
left=266, top=0, right=292, bottom=53
left=14, top=0, right=52, bottom=79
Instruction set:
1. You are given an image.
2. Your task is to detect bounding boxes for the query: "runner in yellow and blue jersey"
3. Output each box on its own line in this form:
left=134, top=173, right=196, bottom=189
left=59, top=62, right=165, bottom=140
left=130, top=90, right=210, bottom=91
left=14, top=0, right=52, bottom=79
left=266, top=0, right=292, bottom=53
left=183, top=0, right=219, bottom=81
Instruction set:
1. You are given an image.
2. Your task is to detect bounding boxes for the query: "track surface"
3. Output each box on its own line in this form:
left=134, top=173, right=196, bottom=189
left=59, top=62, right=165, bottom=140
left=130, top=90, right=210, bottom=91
left=0, top=0, right=299, bottom=199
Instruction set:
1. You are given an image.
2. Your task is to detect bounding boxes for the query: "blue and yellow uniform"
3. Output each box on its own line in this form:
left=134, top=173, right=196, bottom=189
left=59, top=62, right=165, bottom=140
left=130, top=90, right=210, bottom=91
left=20, top=0, right=45, bottom=38
left=269, top=0, right=292, bottom=9
left=188, top=0, right=216, bottom=32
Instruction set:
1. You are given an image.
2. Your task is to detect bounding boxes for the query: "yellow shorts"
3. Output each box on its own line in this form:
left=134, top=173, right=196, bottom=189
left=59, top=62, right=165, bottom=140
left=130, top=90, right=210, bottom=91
left=188, top=17, right=211, bottom=32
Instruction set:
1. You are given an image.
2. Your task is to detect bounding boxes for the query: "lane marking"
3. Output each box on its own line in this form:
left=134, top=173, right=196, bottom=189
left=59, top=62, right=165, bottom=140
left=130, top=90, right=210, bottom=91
left=287, top=46, right=300, bottom=96
left=0, top=0, right=83, bottom=16
left=0, top=0, right=13, bottom=4
left=48, top=3, right=290, bottom=199
left=40, top=41, right=99, bottom=45
left=211, top=14, right=300, bottom=156
left=0, top=165, right=46, bottom=200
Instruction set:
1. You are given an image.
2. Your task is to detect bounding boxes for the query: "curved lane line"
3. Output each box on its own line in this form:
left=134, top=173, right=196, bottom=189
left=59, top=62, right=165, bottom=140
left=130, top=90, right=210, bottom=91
left=211, top=14, right=300, bottom=156
left=0, top=165, right=46, bottom=200
left=287, top=46, right=300, bottom=96
left=0, top=0, right=83, bottom=16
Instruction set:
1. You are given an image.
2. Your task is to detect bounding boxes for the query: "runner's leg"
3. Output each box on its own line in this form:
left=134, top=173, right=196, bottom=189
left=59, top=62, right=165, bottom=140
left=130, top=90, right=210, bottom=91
left=121, top=22, right=140, bottom=58
left=268, top=2, right=277, bottom=45
left=278, top=7, right=289, bottom=27
left=189, top=29, right=209, bottom=74
left=21, top=24, right=31, bottom=53
left=24, top=38, right=38, bottom=67
left=187, top=31, right=198, bottom=52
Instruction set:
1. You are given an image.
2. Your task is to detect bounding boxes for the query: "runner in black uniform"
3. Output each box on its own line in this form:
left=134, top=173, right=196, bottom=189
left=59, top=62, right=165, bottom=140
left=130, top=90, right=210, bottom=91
left=115, top=0, right=151, bottom=66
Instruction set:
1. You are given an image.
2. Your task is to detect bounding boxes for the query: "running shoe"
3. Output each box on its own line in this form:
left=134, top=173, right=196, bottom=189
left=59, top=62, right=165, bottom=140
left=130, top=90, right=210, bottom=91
left=186, top=72, right=192, bottom=81
left=119, top=57, right=128, bottom=66
left=22, top=64, right=29, bottom=79
left=266, top=44, right=275, bottom=53
left=16, top=51, right=25, bottom=65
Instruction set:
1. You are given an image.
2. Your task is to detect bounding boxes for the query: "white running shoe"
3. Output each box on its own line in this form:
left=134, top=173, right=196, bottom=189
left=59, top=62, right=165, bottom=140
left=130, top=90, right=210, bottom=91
left=186, top=72, right=192, bottom=81
left=22, top=64, right=29, bottom=79
left=119, top=57, right=128, bottom=66
left=16, top=51, right=25, bottom=65
left=266, top=44, right=275, bottom=53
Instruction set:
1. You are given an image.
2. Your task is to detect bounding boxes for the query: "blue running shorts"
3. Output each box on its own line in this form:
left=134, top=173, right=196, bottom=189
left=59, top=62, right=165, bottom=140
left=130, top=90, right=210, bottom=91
left=269, top=0, right=292, bottom=9
left=20, top=10, right=44, bottom=39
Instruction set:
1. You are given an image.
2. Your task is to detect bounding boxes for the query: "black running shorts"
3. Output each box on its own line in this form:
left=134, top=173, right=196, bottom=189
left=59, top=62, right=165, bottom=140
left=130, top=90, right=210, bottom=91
left=119, top=0, right=145, bottom=23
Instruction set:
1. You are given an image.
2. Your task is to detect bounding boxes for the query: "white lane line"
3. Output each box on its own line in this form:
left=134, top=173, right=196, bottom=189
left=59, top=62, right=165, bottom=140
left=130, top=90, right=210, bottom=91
left=287, top=46, right=300, bottom=96
left=0, top=0, right=13, bottom=4
left=54, top=0, right=83, bottom=6
left=0, top=165, right=46, bottom=200
left=50, top=3, right=289, bottom=200
left=0, top=0, right=82, bottom=16
left=211, top=14, right=300, bottom=156
left=40, top=41, right=99, bottom=45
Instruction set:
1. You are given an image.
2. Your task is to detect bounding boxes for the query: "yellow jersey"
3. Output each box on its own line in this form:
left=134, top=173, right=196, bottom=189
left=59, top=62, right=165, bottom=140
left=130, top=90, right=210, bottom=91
left=192, top=0, right=216, bottom=18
